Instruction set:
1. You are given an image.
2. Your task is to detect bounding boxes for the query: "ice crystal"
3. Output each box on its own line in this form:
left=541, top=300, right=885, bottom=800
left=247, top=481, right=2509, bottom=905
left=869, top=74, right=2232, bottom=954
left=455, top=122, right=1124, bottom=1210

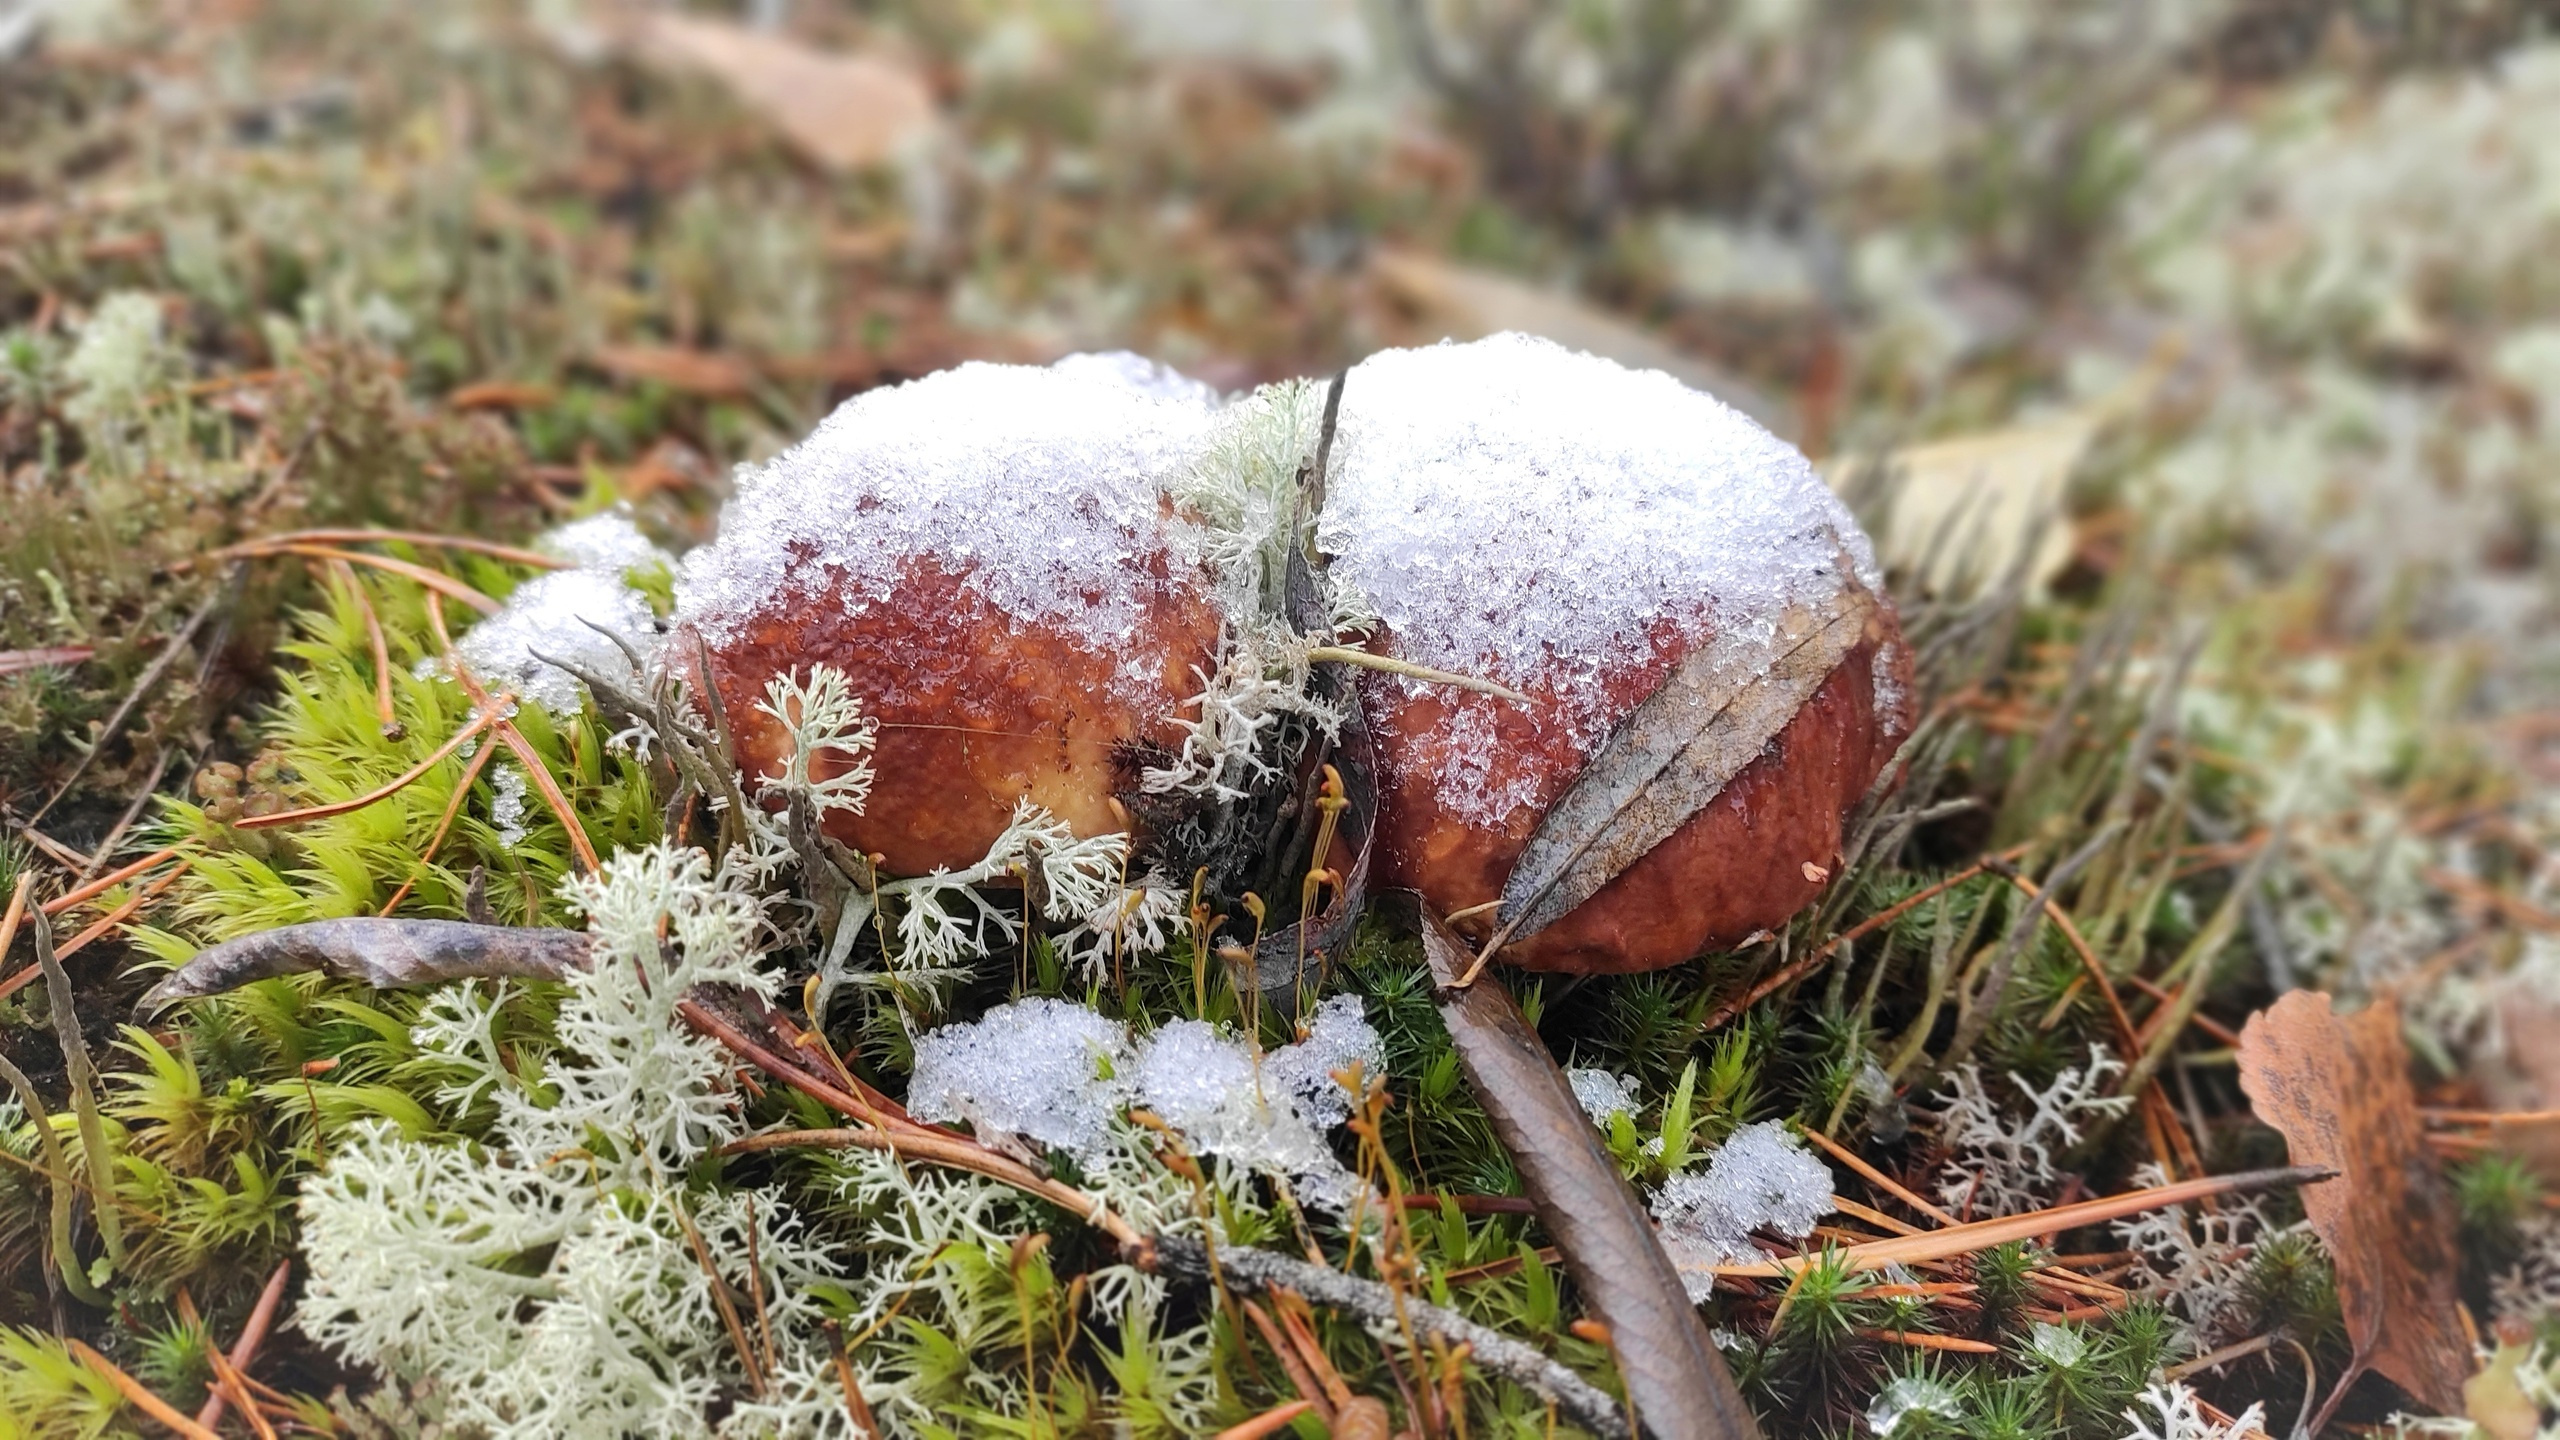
left=1131, top=994, right=1382, bottom=1211
left=2120, top=1380, right=2266, bottom=1440
left=2027, top=1321, right=2090, bottom=1369
left=1049, top=348, right=1223, bottom=410
left=1934, top=1045, right=2133, bottom=1217
left=1650, top=1120, right=1834, bottom=1299
left=908, top=997, right=1132, bottom=1165
left=1866, top=1373, right=1965, bottom=1437
left=455, top=561, right=659, bottom=717
left=674, top=359, right=1218, bottom=714
left=1566, top=1067, right=1640, bottom=1127
left=538, top=508, right=672, bottom=579
left=902, top=994, right=1382, bottom=1211
left=1316, top=332, right=1879, bottom=825
left=488, top=763, right=529, bottom=849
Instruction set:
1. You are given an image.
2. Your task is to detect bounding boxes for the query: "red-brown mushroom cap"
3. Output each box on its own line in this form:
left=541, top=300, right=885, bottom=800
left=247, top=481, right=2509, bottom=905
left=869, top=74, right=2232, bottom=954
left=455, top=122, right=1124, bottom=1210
left=1318, top=334, right=1914, bottom=973
left=673, top=359, right=1227, bottom=875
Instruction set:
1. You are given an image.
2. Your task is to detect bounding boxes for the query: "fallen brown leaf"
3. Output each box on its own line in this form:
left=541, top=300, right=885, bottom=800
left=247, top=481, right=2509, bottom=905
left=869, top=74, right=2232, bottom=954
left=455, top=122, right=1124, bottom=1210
left=630, top=13, right=937, bottom=174
left=2237, top=990, right=2471, bottom=1420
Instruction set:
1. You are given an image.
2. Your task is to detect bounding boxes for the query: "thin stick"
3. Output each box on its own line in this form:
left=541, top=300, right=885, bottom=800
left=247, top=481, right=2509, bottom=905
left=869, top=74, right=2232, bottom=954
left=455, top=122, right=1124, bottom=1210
left=197, top=1259, right=293, bottom=1430
left=73, top=745, right=174, bottom=887
left=1238, top=1299, right=1333, bottom=1425
left=1159, top=1236, right=1631, bottom=1440
left=1303, top=647, right=1529, bottom=704
left=721, top=1127, right=1150, bottom=1259
left=0, top=875, right=26, bottom=968
left=1703, top=849, right=2030, bottom=1032
left=33, top=567, right=237, bottom=824
left=202, top=1332, right=280, bottom=1440
left=1215, top=1399, right=1317, bottom=1440
left=1859, top=1331, right=2000, bottom=1353
left=376, top=733, right=501, bottom=915
left=41, top=843, right=182, bottom=916
left=234, top=705, right=503, bottom=830
left=1710, top=1166, right=2330, bottom=1279
left=217, top=528, right=568, bottom=571
left=675, top=1199, right=765, bottom=1397
left=820, top=1320, right=881, bottom=1437
left=0, top=850, right=194, bottom=983
left=263, top=543, right=501, bottom=614
left=69, top=1339, right=222, bottom=1440
left=493, top=721, right=601, bottom=872
left=329, top=558, right=401, bottom=736
left=1793, top=1122, right=1957, bottom=1226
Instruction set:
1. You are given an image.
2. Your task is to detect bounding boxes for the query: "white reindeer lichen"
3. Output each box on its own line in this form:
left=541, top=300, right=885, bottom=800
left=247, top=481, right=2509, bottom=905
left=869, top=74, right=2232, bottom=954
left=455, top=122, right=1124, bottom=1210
left=295, top=841, right=865, bottom=1439
left=2113, top=1161, right=2293, bottom=1343
left=753, top=664, right=879, bottom=820
left=1933, top=1044, right=2134, bottom=1217
left=2121, top=1380, right=2266, bottom=1440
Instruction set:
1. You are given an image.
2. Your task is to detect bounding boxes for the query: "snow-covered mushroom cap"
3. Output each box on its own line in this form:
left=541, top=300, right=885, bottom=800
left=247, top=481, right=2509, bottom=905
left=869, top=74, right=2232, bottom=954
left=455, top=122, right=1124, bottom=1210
left=674, top=359, right=1225, bottom=875
left=1319, top=332, right=1913, bottom=973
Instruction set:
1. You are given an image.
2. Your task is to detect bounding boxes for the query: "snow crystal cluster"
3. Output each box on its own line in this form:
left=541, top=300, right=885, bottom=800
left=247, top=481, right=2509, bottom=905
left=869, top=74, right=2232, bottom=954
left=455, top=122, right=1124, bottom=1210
left=1865, top=1372, right=1964, bottom=1437
left=908, top=997, right=1133, bottom=1165
left=907, top=993, right=1385, bottom=1210
left=454, top=511, right=669, bottom=716
left=674, top=358, right=1219, bottom=713
left=1316, top=332, right=1879, bottom=825
left=1650, top=1120, right=1834, bottom=1300
left=1565, top=1066, right=1640, bottom=1127
left=1934, top=1044, right=2133, bottom=1217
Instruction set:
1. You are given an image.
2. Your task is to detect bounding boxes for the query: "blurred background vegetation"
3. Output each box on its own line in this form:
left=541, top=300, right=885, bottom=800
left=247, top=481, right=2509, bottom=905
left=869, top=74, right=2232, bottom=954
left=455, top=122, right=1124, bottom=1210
left=7, top=0, right=2560, bottom=1436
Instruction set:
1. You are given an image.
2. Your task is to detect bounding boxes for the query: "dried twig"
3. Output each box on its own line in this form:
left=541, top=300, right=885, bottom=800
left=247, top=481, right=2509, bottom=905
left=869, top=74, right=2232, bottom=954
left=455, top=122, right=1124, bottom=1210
left=1158, top=1235, right=1633, bottom=1440
left=196, top=1260, right=293, bottom=1431
left=1710, top=1166, right=2330, bottom=1279
left=69, top=1339, right=221, bottom=1440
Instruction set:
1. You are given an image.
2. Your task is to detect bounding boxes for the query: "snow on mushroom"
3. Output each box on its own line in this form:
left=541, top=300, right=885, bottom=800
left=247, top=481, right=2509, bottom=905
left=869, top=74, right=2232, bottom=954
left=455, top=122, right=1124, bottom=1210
left=674, top=358, right=1226, bottom=876
left=1317, top=332, right=1914, bottom=973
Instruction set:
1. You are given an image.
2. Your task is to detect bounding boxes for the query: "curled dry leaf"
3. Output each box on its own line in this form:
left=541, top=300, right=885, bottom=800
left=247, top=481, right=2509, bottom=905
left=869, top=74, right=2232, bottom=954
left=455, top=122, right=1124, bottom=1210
left=1497, top=580, right=1876, bottom=945
left=139, top=918, right=592, bottom=1015
left=2236, top=990, right=2471, bottom=1419
left=1419, top=907, right=1759, bottom=1440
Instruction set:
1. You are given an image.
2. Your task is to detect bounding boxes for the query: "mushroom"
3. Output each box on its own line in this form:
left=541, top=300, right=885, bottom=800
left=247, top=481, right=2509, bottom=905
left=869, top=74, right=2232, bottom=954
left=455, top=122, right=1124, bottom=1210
left=1318, top=333, right=1913, bottom=973
left=674, top=359, right=1226, bottom=874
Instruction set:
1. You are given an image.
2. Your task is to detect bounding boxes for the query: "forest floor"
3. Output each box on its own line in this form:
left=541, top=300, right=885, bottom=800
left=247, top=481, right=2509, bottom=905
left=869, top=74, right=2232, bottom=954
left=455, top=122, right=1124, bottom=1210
left=5, top=3, right=2560, bottom=1438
